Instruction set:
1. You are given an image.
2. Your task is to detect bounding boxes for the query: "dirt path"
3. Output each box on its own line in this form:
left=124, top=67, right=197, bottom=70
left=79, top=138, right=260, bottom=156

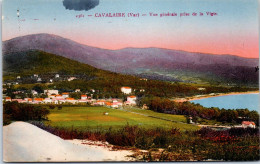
left=118, top=107, right=187, bottom=124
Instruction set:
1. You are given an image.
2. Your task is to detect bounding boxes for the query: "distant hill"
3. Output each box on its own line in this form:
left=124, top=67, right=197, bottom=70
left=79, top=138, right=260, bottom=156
left=3, top=50, right=102, bottom=78
left=3, top=33, right=259, bottom=85
left=2, top=50, right=204, bottom=98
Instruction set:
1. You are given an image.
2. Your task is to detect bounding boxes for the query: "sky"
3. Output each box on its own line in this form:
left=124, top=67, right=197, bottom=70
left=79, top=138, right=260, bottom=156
left=2, top=0, right=259, bottom=58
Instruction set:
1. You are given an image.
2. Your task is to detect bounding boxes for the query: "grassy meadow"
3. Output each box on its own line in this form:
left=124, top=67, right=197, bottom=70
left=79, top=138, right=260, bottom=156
left=45, top=106, right=199, bottom=131
left=4, top=101, right=259, bottom=161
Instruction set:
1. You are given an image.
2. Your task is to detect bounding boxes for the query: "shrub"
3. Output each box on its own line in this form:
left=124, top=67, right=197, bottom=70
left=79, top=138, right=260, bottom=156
left=3, top=102, right=50, bottom=124
left=48, top=105, right=56, bottom=109
left=229, top=127, right=259, bottom=137
left=207, top=143, right=260, bottom=161
left=3, top=113, right=12, bottom=125
left=29, top=121, right=260, bottom=161
left=57, top=105, right=62, bottom=110
left=105, top=124, right=139, bottom=147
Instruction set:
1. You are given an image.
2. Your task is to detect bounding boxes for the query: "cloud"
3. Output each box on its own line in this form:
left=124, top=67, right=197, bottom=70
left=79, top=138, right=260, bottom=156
left=63, top=0, right=99, bottom=11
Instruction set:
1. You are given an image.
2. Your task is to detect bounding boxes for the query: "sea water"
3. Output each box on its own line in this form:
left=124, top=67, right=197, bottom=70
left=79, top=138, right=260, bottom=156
left=190, top=93, right=259, bottom=111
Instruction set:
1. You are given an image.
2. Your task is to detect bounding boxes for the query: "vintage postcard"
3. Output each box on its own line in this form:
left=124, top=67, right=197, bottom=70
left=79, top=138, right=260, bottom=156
left=2, top=0, right=259, bottom=162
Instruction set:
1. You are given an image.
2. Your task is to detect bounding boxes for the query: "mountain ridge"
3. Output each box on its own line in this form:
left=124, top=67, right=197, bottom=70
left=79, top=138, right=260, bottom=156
left=3, top=33, right=259, bottom=85
left=4, top=33, right=258, bottom=60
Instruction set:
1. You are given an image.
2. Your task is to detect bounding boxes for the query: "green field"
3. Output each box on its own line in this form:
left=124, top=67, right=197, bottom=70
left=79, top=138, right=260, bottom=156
left=45, top=106, right=199, bottom=131
left=124, top=106, right=187, bottom=122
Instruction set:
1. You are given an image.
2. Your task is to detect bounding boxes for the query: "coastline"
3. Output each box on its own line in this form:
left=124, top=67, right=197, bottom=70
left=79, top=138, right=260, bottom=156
left=173, top=91, right=259, bottom=103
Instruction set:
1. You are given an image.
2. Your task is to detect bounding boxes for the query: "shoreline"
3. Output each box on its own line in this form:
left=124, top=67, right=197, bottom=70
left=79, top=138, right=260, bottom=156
left=174, top=91, right=259, bottom=102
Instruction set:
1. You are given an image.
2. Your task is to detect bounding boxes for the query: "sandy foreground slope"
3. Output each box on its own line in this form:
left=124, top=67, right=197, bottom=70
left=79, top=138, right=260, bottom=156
left=3, top=122, right=134, bottom=162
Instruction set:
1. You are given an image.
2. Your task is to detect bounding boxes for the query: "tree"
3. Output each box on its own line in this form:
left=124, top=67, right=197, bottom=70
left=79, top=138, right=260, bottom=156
left=248, top=111, right=259, bottom=126
left=69, top=92, right=81, bottom=99
left=40, top=94, right=48, bottom=98
left=32, top=85, right=44, bottom=93
left=3, top=102, right=50, bottom=124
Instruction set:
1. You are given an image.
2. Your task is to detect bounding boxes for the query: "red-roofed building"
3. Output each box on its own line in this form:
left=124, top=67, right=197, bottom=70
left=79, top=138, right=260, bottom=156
left=66, top=98, right=77, bottom=104
left=5, top=97, right=11, bottom=102
left=81, top=95, right=87, bottom=100
left=34, top=98, right=44, bottom=104
left=78, top=99, right=88, bottom=103
left=62, top=92, right=69, bottom=98
left=19, top=100, right=27, bottom=103
left=12, top=99, right=26, bottom=103
left=49, top=94, right=56, bottom=99
left=24, top=98, right=32, bottom=103
left=127, top=96, right=137, bottom=105
left=55, top=94, right=63, bottom=99
left=105, top=102, right=112, bottom=106
left=66, top=98, right=74, bottom=100
left=121, top=87, right=132, bottom=94
left=111, top=102, right=123, bottom=108
left=53, top=98, right=66, bottom=104
left=242, top=121, right=256, bottom=128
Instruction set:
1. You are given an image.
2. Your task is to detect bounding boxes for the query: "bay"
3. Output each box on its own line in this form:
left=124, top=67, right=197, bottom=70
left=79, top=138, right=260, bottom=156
left=190, top=93, right=259, bottom=111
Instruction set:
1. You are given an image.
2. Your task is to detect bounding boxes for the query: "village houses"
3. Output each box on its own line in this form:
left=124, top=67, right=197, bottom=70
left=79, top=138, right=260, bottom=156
left=4, top=86, right=138, bottom=108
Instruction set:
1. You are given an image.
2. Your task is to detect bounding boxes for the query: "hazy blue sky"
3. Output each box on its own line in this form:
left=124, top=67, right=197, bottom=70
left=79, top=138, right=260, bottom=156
left=2, top=0, right=259, bottom=58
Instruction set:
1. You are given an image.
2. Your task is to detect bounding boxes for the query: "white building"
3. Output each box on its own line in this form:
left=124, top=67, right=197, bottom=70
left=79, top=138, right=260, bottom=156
left=5, top=97, right=11, bottom=102
left=242, top=121, right=256, bottom=128
left=189, top=117, right=193, bottom=124
left=44, top=90, right=59, bottom=96
left=68, top=77, right=77, bottom=81
left=55, top=95, right=63, bottom=99
left=43, top=98, right=52, bottom=104
left=31, top=90, right=38, bottom=95
left=121, top=87, right=132, bottom=94
left=49, top=94, right=56, bottom=99
left=127, top=96, right=137, bottom=105
left=52, top=99, right=59, bottom=104
left=55, top=74, right=59, bottom=78
left=24, top=98, right=32, bottom=103
left=139, top=78, right=148, bottom=81
left=53, top=98, right=66, bottom=104
left=78, top=99, right=88, bottom=103
left=62, top=93, right=69, bottom=98
left=65, top=98, right=77, bottom=104
left=112, top=99, right=118, bottom=103
left=114, top=102, right=123, bottom=107
left=75, top=89, right=81, bottom=92
left=111, top=103, right=119, bottom=108
left=81, top=95, right=88, bottom=100
left=96, top=100, right=106, bottom=106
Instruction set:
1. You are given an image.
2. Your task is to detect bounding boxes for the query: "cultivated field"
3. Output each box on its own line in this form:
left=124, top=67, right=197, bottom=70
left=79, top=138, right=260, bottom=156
left=45, top=106, right=199, bottom=131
